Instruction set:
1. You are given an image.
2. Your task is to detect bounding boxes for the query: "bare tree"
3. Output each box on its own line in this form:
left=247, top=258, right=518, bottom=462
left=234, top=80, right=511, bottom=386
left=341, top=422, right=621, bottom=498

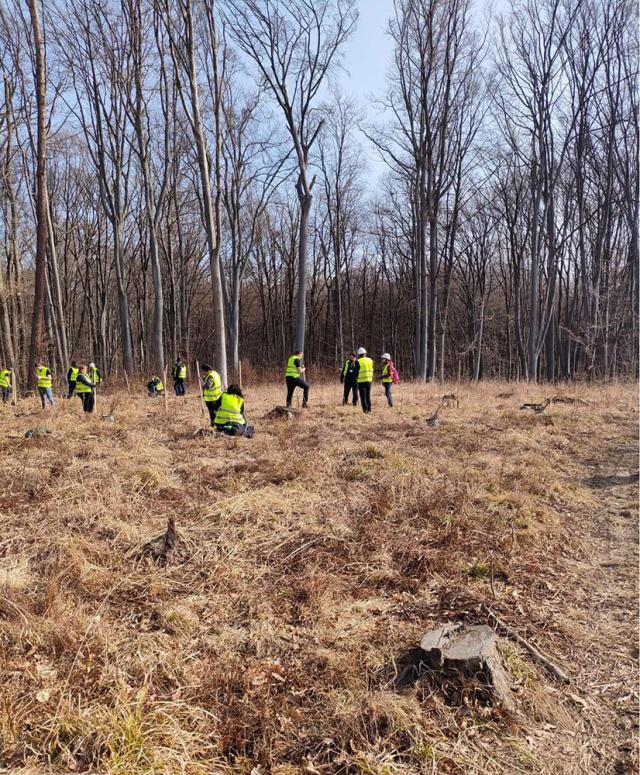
left=223, top=0, right=357, bottom=354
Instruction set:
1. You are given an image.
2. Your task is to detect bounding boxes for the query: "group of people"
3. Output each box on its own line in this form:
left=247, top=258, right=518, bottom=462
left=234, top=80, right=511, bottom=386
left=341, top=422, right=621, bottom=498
left=147, top=358, right=253, bottom=438
left=1, top=349, right=399, bottom=427
left=284, top=347, right=399, bottom=413
left=147, top=357, right=188, bottom=397
left=66, top=362, right=102, bottom=412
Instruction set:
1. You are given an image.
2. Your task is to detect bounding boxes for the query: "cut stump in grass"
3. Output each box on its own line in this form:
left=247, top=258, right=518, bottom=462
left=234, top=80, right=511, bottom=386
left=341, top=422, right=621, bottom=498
left=419, top=623, right=516, bottom=711
left=263, top=405, right=298, bottom=421
left=139, top=517, right=177, bottom=567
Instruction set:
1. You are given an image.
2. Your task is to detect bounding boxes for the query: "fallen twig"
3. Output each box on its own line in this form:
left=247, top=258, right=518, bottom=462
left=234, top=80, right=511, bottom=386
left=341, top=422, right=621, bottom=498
left=483, top=605, right=571, bottom=684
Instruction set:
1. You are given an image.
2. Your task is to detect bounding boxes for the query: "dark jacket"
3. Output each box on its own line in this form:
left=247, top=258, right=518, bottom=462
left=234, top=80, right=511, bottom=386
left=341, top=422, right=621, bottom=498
left=340, top=359, right=359, bottom=383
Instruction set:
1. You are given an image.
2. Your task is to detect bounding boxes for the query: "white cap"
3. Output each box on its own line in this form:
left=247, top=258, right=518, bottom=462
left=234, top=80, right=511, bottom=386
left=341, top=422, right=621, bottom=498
left=357, top=347, right=367, bottom=356
left=381, top=353, right=391, bottom=360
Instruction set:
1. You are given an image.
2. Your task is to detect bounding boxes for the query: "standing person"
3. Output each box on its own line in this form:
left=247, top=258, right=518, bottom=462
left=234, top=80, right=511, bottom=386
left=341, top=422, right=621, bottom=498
left=201, top=363, right=222, bottom=426
left=0, top=367, right=12, bottom=403
left=356, top=347, right=374, bottom=414
left=381, top=353, right=398, bottom=408
left=172, top=356, right=187, bottom=396
left=67, top=361, right=79, bottom=398
left=285, top=350, right=309, bottom=408
left=89, top=362, right=101, bottom=386
left=35, top=362, right=55, bottom=409
left=340, top=352, right=359, bottom=406
left=147, top=375, right=164, bottom=396
left=75, top=364, right=96, bottom=413
left=212, top=384, right=254, bottom=437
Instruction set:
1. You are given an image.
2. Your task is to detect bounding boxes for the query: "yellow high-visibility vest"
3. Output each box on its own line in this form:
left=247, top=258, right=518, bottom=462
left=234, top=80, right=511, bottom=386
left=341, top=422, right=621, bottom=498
left=36, top=366, right=52, bottom=388
left=0, top=369, right=10, bottom=387
left=382, top=364, right=392, bottom=383
left=214, top=393, right=245, bottom=426
left=203, top=370, right=222, bottom=401
left=69, top=367, right=79, bottom=381
left=75, top=375, right=92, bottom=394
left=357, top=356, right=374, bottom=383
left=285, top=354, right=302, bottom=378
left=177, top=364, right=187, bottom=380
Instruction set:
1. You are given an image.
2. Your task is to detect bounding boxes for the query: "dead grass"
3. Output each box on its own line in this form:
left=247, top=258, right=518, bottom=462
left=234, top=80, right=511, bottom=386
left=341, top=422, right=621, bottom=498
left=0, top=379, right=637, bottom=773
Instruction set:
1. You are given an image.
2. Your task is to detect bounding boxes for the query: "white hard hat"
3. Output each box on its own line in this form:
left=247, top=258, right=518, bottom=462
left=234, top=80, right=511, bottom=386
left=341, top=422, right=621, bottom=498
left=89, top=362, right=96, bottom=368
left=381, top=353, right=391, bottom=360
left=357, top=347, right=367, bottom=356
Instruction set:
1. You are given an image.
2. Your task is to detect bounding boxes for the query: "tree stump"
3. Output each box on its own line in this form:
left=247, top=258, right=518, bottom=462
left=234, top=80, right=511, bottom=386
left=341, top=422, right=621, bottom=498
left=263, top=406, right=298, bottom=421
left=419, top=623, right=515, bottom=711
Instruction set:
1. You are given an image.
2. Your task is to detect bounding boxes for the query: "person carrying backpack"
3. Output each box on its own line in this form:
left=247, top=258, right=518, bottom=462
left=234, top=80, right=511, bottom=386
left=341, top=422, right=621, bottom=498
left=381, top=353, right=399, bottom=408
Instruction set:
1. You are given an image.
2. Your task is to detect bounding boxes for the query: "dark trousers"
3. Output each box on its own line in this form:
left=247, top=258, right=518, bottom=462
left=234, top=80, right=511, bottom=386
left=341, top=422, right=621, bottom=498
left=174, top=379, right=186, bottom=396
left=286, top=376, right=309, bottom=407
left=81, top=392, right=94, bottom=413
left=205, top=400, right=217, bottom=427
left=343, top=380, right=358, bottom=405
left=358, top=382, right=372, bottom=413
left=68, top=381, right=76, bottom=398
left=1, top=387, right=9, bottom=403
left=384, top=382, right=393, bottom=407
left=215, top=422, right=251, bottom=437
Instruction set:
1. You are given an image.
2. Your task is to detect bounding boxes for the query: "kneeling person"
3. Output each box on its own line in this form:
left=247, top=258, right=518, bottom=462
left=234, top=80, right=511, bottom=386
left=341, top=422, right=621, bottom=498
left=147, top=375, right=164, bottom=396
left=213, top=385, right=253, bottom=437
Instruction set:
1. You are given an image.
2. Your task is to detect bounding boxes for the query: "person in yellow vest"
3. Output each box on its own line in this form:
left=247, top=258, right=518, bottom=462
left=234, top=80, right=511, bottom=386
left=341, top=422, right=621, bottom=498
left=35, top=362, right=55, bottom=409
left=381, top=353, right=398, bottom=407
left=172, top=356, right=187, bottom=396
left=201, top=363, right=222, bottom=426
left=356, top=347, right=374, bottom=413
left=147, top=375, right=164, bottom=396
left=89, top=362, right=101, bottom=386
left=67, top=361, right=79, bottom=398
left=212, top=385, right=254, bottom=437
left=285, top=350, right=309, bottom=408
left=75, top=364, right=96, bottom=413
left=0, top=367, right=12, bottom=403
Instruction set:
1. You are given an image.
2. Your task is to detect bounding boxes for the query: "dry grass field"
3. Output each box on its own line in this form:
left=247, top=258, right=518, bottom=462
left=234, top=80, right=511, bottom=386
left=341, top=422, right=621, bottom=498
left=0, top=379, right=637, bottom=774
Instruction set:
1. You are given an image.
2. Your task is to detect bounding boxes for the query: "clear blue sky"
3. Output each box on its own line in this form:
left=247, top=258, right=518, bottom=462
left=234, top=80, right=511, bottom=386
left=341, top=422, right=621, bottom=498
left=341, top=0, right=393, bottom=116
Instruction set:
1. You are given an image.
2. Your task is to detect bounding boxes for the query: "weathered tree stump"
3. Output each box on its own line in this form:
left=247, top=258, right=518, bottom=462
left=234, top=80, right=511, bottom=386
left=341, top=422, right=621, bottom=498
left=139, top=517, right=177, bottom=567
left=442, top=394, right=459, bottom=407
left=263, top=405, right=298, bottom=421
left=419, top=623, right=515, bottom=711
left=520, top=398, right=551, bottom=413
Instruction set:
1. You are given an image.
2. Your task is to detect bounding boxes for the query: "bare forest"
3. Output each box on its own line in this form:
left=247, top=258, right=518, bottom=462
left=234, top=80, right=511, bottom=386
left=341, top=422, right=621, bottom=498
left=0, top=0, right=637, bottom=387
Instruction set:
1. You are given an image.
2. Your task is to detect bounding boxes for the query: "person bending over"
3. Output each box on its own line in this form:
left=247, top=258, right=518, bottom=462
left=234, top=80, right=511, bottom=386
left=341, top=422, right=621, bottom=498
left=285, top=350, right=309, bottom=408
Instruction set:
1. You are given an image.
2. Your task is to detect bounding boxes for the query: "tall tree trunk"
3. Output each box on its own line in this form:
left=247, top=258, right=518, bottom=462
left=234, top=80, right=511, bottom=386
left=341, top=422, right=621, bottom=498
left=26, top=0, right=48, bottom=380
left=295, top=185, right=312, bottom=353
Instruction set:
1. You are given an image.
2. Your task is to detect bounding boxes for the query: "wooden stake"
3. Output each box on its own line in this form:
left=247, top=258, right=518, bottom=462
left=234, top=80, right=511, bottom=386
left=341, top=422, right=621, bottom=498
left=163, top=365, right=168, bottom=413
left=195, top=360, right=205, bottom=416
left=238, top=359, right=243, bottom=391
left=123, top=369, right=131, bottom=395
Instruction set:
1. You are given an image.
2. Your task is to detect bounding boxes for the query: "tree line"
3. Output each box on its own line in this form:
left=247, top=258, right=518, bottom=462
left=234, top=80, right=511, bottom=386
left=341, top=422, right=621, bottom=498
left=0, top=0, right=637, bottom=388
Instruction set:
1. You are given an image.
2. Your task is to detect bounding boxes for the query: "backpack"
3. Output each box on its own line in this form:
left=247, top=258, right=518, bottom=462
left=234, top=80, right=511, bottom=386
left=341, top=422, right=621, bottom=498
left=389, top=363, right=399, bottom=384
